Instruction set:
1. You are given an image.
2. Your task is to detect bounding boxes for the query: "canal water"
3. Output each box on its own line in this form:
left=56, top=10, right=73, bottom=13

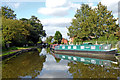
left=2, top=48, right=120, bottom=78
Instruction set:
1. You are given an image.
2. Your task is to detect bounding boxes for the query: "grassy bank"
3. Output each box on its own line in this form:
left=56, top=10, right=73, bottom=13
left=1, top=46, right=36, bottom=57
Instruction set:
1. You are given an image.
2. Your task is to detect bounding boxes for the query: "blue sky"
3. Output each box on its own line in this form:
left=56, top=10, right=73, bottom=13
left=1, top=0, right=119, bottom=40
left=2, top=2, right=85, bottom=19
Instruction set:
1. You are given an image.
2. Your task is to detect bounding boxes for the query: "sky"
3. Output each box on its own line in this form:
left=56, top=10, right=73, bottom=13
left=1, top=0, right=120, bottom=40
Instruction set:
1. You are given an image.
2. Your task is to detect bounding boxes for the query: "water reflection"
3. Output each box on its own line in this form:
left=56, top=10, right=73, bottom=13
left=53, top=53, right=120, bottom=78
left=68, top=61, right=120, bottom=78
left=37, top=48, right=72, bottom=78
left=2, top=50, right=46, bottom=78
left=45, top=48, right=50, bottom=53
left=2, top=48, right=120, bottom=78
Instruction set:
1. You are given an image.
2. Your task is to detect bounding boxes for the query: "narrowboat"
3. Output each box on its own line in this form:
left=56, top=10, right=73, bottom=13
left=54, top=43, right=117, bottom=58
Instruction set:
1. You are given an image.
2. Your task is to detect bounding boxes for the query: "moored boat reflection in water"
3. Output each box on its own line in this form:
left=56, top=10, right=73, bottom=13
left=53, top=53, right=119, bottom=68
left=52, top=53, right=120, bottom=78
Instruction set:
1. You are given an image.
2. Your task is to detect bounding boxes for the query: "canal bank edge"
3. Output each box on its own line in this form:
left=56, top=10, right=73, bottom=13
left=1, top=47, right=38, bottom=60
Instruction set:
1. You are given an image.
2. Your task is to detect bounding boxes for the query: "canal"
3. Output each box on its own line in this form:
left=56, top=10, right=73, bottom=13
left=2, top=48, right=120, bottom=79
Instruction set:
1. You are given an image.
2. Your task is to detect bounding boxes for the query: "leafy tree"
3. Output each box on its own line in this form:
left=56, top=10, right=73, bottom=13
left=95, top=2, right=119, bottom=39
left=116, top=27, right=120, bottom=40
left=2, top=6, right=16, bottom=19
left=20, top=16, right=46, bottom=44
left=67, top=2, right=119, bottom=42
left=67, top=4, right=92, bottom=40
left=2, top=17, right=30, bottom=46
left=46, top=36, right=53, bottom=44
left=73, top=37, right=81, bottom=45
left=1, top=6, right=46, bottom=48
left=54, top=31, right=62, bottom=44
left=37, top=37, right=43, bottom=44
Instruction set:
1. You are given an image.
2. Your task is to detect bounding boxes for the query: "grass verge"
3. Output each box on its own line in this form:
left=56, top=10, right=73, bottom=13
left=1, top=46, right=35, bottom=57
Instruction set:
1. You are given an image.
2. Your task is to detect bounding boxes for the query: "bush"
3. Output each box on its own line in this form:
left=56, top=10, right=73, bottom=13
left=53, top=40, right=58, bottom=44
left=28, top=41, right=34, bottom=46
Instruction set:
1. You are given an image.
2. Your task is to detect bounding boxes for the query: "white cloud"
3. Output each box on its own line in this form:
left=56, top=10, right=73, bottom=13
left=37, top=54, right=71, bottom=78
left=41, top=18, right=71, bottom=39
left=38, top=7, right=69, bottom=17
left=37, top=0, right=81, bottom=16
left=43, top=26, right=69, bottom=39
left=41, top=18, right=72, bottom=27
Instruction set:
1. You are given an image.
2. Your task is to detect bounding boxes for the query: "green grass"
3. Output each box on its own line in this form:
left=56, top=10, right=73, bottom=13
left=1, top=46, right=35, bottom=57
left=117, top=50, right=120, bottom=53
left=2, top=46, right=35, bottom=52
left=0, top=52, right=15, bottom=57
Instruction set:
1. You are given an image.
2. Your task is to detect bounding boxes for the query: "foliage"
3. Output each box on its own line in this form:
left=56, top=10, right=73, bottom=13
left=2, top=46, right=35, bottom=53
left=1, top=6, right=46, bottom=49
left=54, top=31, right=62, bottom=44
left=1, top=51, right=15, bottom=57
left=52, top=40, right=58, bottom=44
left=55, top=58, right=61, bottom=63
left=37, top=38, right=42, bottom=44
left=67, top=2, right=119, bottom=42
left=46, top=48, right=50, bottom=53
left=116, top=27, right=120, bottom=40
left=73, top=37, right=81, bottom=45
left=37, top=48, right=42, bottom=53
left=46, top=36, right=53, bottom=44
left=61, top=42, right=64, bottom=44
left=20, top=16, right=46, bottom=44
left=2, top=17, right=30, bottom=46
left=2, top=6, right=16, bottom=19
left=28, top=41, right=34, bottom=46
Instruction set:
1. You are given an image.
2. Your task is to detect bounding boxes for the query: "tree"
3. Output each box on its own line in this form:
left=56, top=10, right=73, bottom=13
left=116, top=27, right=120, bottom=40
left=2, top=6, right=16, bottom=19
left=2, top=17, right=30, bottom=47
left=46, top=36, right=53, bottom=44
left=67, top=2, right=119, bottom=41
left=95, top=2, right=119, bottom=40
left=54, top=31, right=62, bottom=44
left=67, top=4, right=92, bottom=40
left=1, top=6, right=47, bottom=48
left=20, top=16, right=46, bottom=44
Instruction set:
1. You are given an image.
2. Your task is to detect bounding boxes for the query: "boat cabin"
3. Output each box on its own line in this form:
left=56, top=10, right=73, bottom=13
left=55, top=43, right=112, bottom=51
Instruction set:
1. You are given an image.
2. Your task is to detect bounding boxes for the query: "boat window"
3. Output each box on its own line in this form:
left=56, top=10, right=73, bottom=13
left=62, top=56, right=65, bottom=58
left=104, top=46, right=108, bottom=49
left=73, top=57, right=77, bottom=60
left=81, top=58, right=85, bottom=61
left=91, top=60, right=96, bottom=64
left=68, top=46, right=71, bottom=49
left=73, top=46, right=77, bottom=49
left=62, top=46, right=65, bottom=49
left=81, top=46, right=84, bottom=49
left=68, top=57, right=71, bottom=59
left=91, top=46, right=96, bottom=49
